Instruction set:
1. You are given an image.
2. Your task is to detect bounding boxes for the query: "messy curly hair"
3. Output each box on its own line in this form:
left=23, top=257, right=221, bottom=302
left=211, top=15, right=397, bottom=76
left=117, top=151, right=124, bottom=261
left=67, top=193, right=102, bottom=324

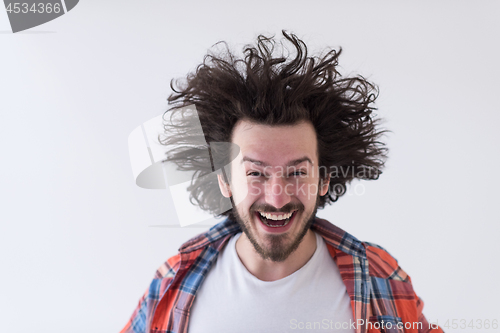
left=160, top=30, right=388, bottom=219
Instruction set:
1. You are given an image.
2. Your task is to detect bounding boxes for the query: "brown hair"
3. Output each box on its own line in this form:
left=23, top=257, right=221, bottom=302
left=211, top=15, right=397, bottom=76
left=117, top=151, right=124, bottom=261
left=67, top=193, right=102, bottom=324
left=160, top=30, right=388, bottom=218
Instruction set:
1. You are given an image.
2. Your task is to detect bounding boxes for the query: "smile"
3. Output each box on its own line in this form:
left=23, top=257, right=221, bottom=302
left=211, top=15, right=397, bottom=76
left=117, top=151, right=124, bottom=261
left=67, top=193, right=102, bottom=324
left=257, top=210, right=298, bottom=228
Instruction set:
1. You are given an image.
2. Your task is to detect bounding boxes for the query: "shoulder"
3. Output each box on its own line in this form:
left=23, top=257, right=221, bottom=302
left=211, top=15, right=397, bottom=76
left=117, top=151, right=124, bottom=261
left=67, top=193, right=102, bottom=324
left=153, top=219, right=241, bottom=280
left=362, top=241, right=410, bottom=282
left=154, top=253, right=182, bottom=279
left=150, top=228, right=207, bottom=280
left=151, top=230, right=207, bottom=280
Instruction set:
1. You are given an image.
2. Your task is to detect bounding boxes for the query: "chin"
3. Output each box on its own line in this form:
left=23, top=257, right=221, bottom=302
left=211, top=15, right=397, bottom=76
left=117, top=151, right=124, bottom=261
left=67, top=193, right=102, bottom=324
left=233, top=206, right=317, bottom=262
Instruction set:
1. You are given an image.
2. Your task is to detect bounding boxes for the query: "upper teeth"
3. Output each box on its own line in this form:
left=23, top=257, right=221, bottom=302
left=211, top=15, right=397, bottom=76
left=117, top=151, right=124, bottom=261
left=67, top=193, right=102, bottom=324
left=259, top=211, right=294, bottom=220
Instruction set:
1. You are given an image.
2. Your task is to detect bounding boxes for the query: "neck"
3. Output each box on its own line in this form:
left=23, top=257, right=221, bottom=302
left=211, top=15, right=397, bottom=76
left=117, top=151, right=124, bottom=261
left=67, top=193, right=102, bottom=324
left=235, top=229, right=317, bottom=281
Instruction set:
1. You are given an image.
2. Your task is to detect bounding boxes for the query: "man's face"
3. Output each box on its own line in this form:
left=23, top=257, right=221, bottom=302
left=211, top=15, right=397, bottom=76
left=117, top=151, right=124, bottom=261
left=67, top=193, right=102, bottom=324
left=219, top=120, right=329, bottom=262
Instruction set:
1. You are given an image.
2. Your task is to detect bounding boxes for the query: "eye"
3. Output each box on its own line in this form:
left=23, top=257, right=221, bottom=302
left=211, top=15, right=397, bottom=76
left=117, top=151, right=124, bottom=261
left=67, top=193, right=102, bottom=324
left=289, top=170, right=306, bottom=177
left=247, top=171, right=263, bottom=177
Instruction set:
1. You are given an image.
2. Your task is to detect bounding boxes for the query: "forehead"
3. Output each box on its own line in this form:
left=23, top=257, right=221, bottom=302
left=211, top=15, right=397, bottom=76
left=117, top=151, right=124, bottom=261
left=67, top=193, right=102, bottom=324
left=231, top=120, right=318, bottom=165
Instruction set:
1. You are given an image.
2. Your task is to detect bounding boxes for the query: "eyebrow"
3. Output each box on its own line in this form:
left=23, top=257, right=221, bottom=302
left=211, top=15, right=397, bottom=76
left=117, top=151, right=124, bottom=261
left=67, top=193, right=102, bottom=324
left=241, top=156, right=313, bottom=167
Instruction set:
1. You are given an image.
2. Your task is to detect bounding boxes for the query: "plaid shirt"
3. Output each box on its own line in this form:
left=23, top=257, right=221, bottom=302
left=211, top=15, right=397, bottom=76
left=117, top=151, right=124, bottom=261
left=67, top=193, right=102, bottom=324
left=120, top=218, right=444, bottom=333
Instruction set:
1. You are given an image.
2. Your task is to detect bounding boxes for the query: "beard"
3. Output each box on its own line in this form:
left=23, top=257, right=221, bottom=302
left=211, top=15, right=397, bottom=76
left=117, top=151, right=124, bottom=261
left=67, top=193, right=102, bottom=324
left=232, top=198, right=320, bottom=262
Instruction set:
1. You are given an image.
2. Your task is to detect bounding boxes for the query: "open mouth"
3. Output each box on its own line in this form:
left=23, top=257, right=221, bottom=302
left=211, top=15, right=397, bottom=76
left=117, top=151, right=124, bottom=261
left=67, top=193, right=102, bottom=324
left=256, top=210, right=298, bottom=228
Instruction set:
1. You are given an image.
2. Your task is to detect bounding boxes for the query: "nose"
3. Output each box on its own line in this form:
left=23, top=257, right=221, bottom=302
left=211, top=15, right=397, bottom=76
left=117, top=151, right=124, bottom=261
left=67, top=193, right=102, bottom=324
left=264, top=175, right=292, bottom=209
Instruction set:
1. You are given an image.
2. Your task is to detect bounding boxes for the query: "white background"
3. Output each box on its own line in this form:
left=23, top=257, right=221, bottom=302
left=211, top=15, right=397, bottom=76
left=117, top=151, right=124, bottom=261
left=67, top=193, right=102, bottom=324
left=1, top=1, right=499, bottom=332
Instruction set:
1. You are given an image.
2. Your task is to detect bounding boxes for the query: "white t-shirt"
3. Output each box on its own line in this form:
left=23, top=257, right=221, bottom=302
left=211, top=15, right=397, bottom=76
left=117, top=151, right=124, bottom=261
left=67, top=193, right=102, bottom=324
left=188, top=231, right=355, bottom=333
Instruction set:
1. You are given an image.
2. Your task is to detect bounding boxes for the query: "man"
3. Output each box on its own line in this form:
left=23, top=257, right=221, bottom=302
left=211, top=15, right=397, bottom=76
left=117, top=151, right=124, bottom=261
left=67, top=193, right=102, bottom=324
left=121, top=31, right=443, bottom=333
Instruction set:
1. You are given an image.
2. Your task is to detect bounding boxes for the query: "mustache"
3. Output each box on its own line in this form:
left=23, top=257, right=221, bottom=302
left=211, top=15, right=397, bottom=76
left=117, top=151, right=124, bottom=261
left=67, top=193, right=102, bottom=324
left=250, top=202, right=304, bottom=214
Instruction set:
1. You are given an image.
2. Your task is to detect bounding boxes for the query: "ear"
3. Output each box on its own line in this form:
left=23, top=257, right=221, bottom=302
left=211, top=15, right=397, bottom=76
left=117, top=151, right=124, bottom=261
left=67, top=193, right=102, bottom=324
left=319, top=175, right=330, bottom=196
left=217, top=173, right=232, bottom=198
